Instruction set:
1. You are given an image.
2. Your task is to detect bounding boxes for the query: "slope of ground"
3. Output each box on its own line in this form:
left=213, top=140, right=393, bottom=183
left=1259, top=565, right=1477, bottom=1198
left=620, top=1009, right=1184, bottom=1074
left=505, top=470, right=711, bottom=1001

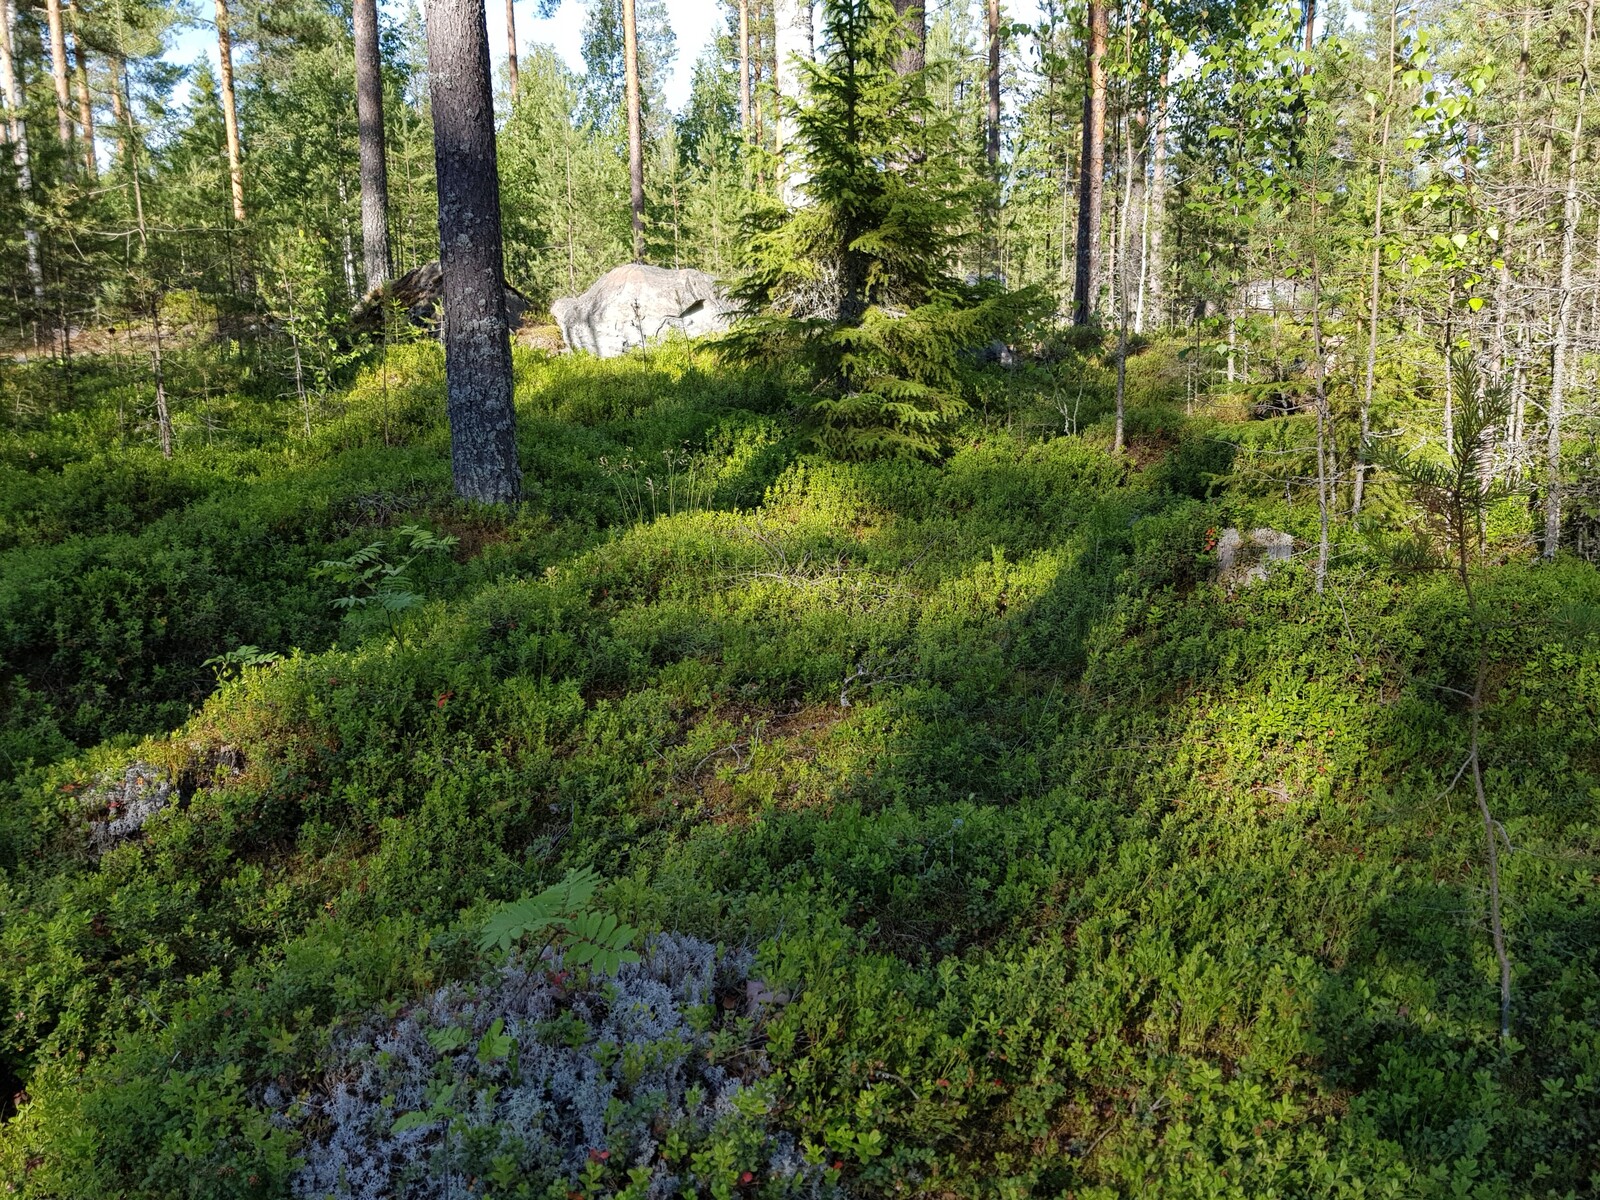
left=0, top=341, right=1596, bottom=1198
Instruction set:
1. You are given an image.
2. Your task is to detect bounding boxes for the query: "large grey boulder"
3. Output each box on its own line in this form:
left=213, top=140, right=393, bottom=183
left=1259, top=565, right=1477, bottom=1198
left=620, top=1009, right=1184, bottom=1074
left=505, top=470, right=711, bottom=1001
left=551, top=264, right=734, bottom=358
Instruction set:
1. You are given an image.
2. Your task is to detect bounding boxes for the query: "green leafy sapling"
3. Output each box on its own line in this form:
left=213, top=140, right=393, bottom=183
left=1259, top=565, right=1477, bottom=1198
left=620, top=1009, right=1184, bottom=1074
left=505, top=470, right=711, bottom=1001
left=479, top=867, right=641, bottom=977
left=201, top=644, right=284, bottom=683
left=313, top=524, right=460, bottom=639
left=1369, top=351, right=1515, bottom=1038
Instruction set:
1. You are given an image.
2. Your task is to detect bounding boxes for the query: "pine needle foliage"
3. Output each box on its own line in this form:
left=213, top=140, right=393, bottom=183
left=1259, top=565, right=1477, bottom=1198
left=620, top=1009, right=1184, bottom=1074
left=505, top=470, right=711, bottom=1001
left=1366, top=355, right=1515, bottom=577
left=728, top=0, right=1049, bottom=459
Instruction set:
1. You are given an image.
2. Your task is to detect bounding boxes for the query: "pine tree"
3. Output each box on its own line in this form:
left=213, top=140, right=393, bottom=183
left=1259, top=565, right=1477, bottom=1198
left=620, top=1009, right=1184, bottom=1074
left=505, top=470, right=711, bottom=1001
left=45, top=0, right=74, bottom=149
left=1072, top=0, right=1106, bottom=325
left=427, top=0, right=522, bottom=504
left=623, top=0, right=644, bottom=258
left=213, top=0, right=245, bottom=223
left=354, top=0, right=391, bottom=291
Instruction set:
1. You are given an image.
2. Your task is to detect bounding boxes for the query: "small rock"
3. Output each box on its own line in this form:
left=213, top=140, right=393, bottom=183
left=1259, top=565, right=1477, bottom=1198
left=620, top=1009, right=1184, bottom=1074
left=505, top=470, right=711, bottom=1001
left=85, top=761, right=172, bottom=855
left=1215, top=527, right=1294, bottom=587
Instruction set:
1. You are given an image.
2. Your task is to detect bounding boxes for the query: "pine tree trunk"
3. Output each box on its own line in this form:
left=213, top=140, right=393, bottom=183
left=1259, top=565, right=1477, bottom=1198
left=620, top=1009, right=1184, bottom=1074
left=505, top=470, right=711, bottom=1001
left=67, top=1, right=94, bottom=176
left=1544, top=0, right=1594, bottom=558
left=1072, top=0, right=1107, bottom=326
left=738, top=0, right=751, bottom=139
left=354, top=0, right=392, bottom=293
left=45, top=0, right=74, bottom=148
left=893, top=0, right=924, bottom=76
left=426, top=0, right=521, bottom=505
left=504, top=0, right=517, bottom=99
left=986, top=0, right=1000, bottom=167
left=623, top=0, right=644, bottom=258
left=214, top=0, right=246, bottom=224
left=0, top=0, right=44, bottom=306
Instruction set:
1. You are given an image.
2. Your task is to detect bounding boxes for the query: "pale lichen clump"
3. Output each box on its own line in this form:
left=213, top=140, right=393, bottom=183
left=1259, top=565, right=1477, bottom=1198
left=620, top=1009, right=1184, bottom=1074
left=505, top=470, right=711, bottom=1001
left=279, top=933, right=835, bottom=1200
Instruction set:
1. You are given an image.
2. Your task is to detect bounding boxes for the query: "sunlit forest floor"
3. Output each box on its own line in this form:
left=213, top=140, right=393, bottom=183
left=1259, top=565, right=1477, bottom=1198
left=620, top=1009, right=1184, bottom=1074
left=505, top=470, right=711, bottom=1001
left=1, top=338, right=1597, bottom=1198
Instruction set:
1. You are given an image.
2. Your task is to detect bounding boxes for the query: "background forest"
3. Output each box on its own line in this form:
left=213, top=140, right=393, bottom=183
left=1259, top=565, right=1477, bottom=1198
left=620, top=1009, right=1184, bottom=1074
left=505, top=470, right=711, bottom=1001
left=1, top=0, right=1599, bottom=1196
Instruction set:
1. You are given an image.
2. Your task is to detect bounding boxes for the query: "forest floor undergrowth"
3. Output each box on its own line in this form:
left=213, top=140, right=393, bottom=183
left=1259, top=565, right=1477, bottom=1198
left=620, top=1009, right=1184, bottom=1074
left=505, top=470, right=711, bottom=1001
left=1, top=338, right=1597, bottom=1199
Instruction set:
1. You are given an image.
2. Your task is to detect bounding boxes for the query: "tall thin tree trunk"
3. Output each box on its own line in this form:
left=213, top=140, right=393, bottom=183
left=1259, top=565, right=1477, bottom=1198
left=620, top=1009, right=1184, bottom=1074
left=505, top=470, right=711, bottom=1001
left=1313, top=234, right=1329, bottom=593
left=354, top=0, right=392, bottom=292
left=67, top=1, right=94, bottom=176
left=986, top=0, right=1000, bottom=166
left=426, top=0, right=522, bottom=504
left=120, top=70, right=168, bottom=458
left=564, top=126, right=576, bottom=292
left=893, top=0, right=925, bottom=76
left=283, top=282, right=310, bottom=437
left=45, top=0, right=74, bottom=148
left=1443, top=283, right=1455, bottom=446
left=623, top=0, right=644, bottom=257
left=118, top=56, right=146, bottom=247
left=1127, top=67, right=1147, bottom=334
left=1500, top=8, right=1530, bottom=476
left=504, top=0, right=517, bottom=99
left=774, top=0, right=811, bottom=205
left=0, top=0, right=44, bottom=307
left=1143, top=60, right=1168, bottom=329
left=1511, top=7, right=1531, bottom=167
left=1115, top=107, right=1134, bottom=453
left=1544, top=0, right=1593, bottom=559
left=1059, top=110, right=1073, bottom=292
left=751, top=0, right=763, bottom=162
left=1354, top=2, right=1397, bottom=517
left=215, top=0, right=246, bottom=224
left=150, top=295, right=171, bottom=459
left=738, top=0, right=751, bottom=139
left=107, top=54, right=126, bottom=163
left=1072, top=0, right=1107, bottom=326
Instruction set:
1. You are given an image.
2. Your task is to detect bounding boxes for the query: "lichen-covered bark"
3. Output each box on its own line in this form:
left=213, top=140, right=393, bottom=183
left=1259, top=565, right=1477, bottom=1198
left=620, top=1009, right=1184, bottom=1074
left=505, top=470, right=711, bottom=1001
left=426, top=0, right=522, bottom=505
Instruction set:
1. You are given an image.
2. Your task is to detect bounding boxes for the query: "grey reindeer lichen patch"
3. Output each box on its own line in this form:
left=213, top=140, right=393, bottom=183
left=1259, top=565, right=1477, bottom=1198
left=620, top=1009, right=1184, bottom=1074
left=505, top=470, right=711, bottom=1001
left=85, top=761, right=173, bottom=855
left=279, top=933, right=837, bottom=1200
